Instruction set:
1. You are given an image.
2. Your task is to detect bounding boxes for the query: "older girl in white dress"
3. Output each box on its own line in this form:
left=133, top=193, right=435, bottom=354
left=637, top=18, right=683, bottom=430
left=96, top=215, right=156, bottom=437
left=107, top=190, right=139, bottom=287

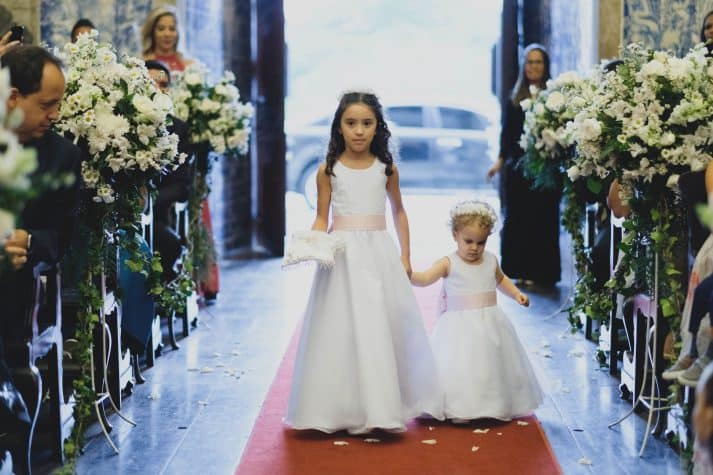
left=285, top=91, right=443, bottom=434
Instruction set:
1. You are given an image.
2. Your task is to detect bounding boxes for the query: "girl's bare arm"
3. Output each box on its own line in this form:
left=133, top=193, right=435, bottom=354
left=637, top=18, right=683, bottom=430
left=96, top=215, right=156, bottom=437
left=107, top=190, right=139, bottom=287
left=411, top=257, right=450, bottom=287
left=311, top=163, right=331, bottom=231
left=386, top=165, right=413, bottom=277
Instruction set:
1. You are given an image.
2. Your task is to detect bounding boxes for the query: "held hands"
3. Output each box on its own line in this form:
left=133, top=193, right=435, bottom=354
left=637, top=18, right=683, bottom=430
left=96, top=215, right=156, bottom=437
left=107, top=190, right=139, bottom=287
left=400, top=255, right=412, bottom=279
left=516, top=292, right=530, bottom=307
left=4, top=229, right=29, bottom=270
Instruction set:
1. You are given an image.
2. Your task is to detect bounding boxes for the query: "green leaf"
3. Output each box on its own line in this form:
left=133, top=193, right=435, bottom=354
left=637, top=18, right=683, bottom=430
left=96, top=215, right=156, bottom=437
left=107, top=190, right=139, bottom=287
left=586, top=177, right=603, bottom=194
left=660, top=298, right=675, bottom=318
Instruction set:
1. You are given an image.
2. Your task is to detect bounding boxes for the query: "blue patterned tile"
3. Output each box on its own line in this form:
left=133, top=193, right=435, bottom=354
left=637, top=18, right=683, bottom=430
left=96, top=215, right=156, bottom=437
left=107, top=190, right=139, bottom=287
left=624, top=0, right=713, bottom=55
left=39, top=0, right=222, bottom=74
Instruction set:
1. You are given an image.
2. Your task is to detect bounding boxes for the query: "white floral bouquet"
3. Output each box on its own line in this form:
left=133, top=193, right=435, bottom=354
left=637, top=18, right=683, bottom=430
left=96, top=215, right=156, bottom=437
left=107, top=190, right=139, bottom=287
left=54, top=31, right=185, bottom=204
left=282, top=230, right=346, bottom=269
left=569, top=43, right=713, bottom=193
left=519, top=71, right=595, bottom=190
left=171, top=63, right=253, bottom=155
left=0, top=67, right=37, bottom=242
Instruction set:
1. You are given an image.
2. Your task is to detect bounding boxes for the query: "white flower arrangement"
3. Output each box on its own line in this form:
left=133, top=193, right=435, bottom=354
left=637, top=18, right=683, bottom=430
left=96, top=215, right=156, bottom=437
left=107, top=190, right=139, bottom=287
left=282, top=230, right=346, bottom=269
left=54, top=31, right=185, bottom=203
left=171, top=64, right=253, bottom=155
left=0, top=68, right=37, bottom=241
left=570, top=42, right=713, bottom=188
left=519, top=70, right=596, bottom=189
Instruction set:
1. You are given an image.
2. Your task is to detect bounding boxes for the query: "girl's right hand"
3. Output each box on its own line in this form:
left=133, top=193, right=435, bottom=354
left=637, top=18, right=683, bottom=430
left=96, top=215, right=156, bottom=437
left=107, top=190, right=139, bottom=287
left=517, top=292, right=530, bottom=307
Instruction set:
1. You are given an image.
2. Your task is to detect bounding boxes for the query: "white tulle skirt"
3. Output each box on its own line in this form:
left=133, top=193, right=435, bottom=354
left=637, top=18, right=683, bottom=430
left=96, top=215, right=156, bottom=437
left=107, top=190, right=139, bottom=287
left=431, top=307, right=543, bottom=421
left=285, top=229, right=444, bottom=433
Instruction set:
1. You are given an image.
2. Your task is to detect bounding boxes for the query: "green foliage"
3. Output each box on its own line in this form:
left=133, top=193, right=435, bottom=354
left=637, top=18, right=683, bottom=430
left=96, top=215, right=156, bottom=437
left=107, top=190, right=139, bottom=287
left=562, top=184, right=613, bottom=332
left=189, top=147, right=218, bottom=283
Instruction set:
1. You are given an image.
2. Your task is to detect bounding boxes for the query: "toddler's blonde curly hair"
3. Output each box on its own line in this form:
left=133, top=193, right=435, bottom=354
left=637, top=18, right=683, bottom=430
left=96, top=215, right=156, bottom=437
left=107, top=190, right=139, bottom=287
left=449, top=200, right=497, bottom=234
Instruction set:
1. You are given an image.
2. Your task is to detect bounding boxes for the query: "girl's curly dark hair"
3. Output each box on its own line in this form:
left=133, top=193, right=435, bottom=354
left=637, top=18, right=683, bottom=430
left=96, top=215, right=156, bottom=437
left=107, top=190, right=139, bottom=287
left=324, top=91, right=394, bottom=177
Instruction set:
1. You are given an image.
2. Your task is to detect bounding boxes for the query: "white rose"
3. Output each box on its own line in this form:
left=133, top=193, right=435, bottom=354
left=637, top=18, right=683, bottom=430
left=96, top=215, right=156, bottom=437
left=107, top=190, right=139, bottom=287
left=184, top=72, right=203, bottom=86
left=95, top=108, right=130, bottom=138
left=640, top=59, right=665, bottom=78
left=667, top=57, right=692, bottom=81
left=579, top=118, right=602, bottom=141
left=660, top=132, right=676, bottom=146
left=570, top=97, right=586, bottom=109
left=237, top=102, right=254, bottom=118
left=566, top=165, right=580, bottom=181
left=152, top=93, right=174, bottom=116
left=534, top=103, right=546, bottom=116
left=199, top=98, right=221, bottom=113
left=132, top=95, right=154, bottom=115
left=545, top=91, right=565, bottom=112
left=227, top=129, right=249, bottom=151
left=541, top=128, right=558, bottom=149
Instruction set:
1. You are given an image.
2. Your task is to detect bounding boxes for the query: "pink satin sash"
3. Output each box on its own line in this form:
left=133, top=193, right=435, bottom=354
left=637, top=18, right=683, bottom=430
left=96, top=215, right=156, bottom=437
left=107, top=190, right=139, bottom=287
left=331, top=214, right=386, bottom=231
left=446, top=291, right=497, bottom=311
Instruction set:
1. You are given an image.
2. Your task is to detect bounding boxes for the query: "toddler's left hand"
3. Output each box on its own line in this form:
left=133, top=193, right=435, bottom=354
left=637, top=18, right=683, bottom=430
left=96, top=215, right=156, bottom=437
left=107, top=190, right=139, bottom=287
left=400, top=255, right=412, bottom=279
left=517, top=292, right=530, bottom=307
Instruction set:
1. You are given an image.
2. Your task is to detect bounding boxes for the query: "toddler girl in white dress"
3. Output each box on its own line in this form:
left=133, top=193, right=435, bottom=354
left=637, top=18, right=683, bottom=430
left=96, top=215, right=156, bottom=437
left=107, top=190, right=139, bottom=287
left=411, top=200, right=543, bottom=421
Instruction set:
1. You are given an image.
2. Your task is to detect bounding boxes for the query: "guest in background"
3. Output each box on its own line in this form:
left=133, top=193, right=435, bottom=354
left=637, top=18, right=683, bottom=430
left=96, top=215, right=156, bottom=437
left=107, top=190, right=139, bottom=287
left=70, top=18, right=95, bottom=43
left=488, top=43, right=561, bottom=289
left=678, top=10, right=713, bottom=258
left=142, top=6, right=219, bottom=303
left=145, top=59, right=192, bottom=283
left=142, top=6, right=194, bottom=71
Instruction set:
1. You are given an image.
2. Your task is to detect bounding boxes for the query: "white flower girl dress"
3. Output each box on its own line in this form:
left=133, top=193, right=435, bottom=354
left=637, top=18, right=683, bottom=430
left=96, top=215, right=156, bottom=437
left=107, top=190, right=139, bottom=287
left=432, top=251, right=543, bottom=420
left=285, top=159, right=443, bottom=433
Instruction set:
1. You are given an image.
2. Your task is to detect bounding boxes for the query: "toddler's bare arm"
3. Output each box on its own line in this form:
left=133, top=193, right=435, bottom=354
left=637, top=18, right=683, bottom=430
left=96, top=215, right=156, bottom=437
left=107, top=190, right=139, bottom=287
left=411, top=257, right=449, bottom=287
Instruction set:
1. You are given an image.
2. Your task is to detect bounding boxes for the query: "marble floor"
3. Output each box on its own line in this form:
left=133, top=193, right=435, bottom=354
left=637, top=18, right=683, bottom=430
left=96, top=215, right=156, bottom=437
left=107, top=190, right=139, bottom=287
left=65, top=190, right=684, bottom=475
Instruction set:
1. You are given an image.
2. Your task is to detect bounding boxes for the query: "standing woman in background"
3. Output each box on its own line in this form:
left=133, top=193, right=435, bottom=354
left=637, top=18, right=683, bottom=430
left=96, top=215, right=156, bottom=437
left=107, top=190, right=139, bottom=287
left=142, top=6, right=220, bottom=303
left=142, top=6, right=194, bottom=70
left=488, top=43, right=561, bottom=289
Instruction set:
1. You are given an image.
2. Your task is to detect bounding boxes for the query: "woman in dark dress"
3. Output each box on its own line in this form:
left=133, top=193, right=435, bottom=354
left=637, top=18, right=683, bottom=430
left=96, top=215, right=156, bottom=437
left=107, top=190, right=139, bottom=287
left=488, top=43, right=561, bottom=287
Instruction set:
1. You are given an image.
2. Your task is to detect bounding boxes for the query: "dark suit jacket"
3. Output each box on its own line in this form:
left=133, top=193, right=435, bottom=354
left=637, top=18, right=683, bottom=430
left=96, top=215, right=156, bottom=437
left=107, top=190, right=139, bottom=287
left=0, top=130, right=81, bottom=329
left=20, top=130, right=82, bottom=266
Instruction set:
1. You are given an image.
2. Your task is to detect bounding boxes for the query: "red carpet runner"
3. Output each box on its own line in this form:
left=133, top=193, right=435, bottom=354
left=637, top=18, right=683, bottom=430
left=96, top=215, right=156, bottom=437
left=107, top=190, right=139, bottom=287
left=235, top=284, right=562, bottom=475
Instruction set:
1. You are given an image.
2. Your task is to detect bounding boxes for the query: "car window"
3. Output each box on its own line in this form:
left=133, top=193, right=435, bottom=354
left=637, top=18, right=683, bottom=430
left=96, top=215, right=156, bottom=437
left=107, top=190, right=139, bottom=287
left=386, top=106, right=424, bottom=127
left=438, top=107, right=488, bottom=130
left=312, top=117, right=331, bottom=126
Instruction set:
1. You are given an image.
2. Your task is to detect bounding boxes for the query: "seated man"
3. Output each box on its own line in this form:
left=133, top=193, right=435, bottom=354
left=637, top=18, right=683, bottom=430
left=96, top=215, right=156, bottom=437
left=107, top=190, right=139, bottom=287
left=0, top=46, right=81, bottom=430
